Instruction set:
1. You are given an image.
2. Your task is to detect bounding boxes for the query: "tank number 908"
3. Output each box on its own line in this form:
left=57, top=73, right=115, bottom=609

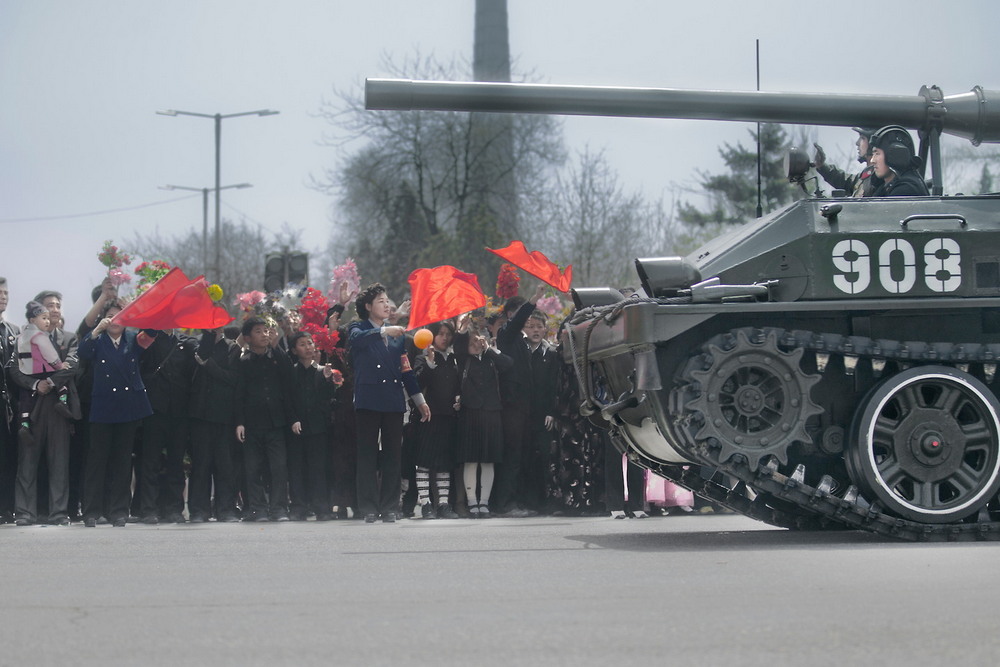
left=831, top=237, right=961, bottom=295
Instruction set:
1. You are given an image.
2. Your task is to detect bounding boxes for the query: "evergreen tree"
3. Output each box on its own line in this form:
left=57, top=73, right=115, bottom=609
left=678, top=123, right=798, bottom=225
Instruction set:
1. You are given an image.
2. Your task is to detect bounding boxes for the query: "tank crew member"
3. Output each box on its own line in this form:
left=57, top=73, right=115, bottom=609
left=813, top=127, right=878, bottom=197
left=869, top=125, right=929, bottom=196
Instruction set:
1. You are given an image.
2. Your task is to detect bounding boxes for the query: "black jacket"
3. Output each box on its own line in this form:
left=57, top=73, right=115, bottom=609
left=414, top=349, right=460, bottom=417
left=140, top=332, right=196, bottom=416
left=289, top=361, right=338, bottom=435
left=454, top=333, right=513, bottom=411
left=189, top=333, right=239, bottom=425
left=496, top=301, right=535, bottom=408
left=872, top=169, right=929, bottom=197
left=234, top=346, right=298, bottom=430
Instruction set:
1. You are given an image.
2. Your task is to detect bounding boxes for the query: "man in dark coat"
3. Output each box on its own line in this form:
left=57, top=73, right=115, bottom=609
left=234, top=317, right=300, bottom=522
left=492, top=283, right=545, bottom=517
left=8, top=289, right=79, bottom=525
left=135, top=329, right=196, bottom=523
left=869, top=125, right=930, bottom=197
left=188, top=327, right=241, bottom=522
left=0, top=277, right=19, bottom=523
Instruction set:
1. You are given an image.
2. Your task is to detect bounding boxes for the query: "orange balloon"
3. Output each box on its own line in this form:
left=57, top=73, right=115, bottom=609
left=413, top=328, right=434, bottom=349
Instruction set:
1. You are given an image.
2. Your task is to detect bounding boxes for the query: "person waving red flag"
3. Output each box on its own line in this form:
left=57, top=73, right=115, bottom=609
left=486, top=241, right=572, bottom=293
left=113, top=267, right=232, bottom=330
left=408, top=266, right=487, bottom=330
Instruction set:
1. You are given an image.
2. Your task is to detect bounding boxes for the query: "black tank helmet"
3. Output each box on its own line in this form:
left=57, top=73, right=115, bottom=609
left=851, top=126, right=878, bottom=163
left=870, top=125, right=920, bottom=174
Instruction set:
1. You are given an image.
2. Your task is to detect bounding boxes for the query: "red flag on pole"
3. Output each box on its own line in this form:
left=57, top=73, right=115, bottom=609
left=113, top=268, right=233, bottom=330
left=487, top=241, right=572, bottom=292
left=407, top=265, right=487, bottom=330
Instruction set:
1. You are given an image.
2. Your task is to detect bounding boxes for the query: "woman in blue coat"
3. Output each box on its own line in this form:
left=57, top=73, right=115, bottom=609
left=349, top=283, right=430, bottom=523
left=77, top=300, right=153, bottom=527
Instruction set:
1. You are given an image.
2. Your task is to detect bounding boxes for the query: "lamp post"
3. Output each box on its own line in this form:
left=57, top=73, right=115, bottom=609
left=156, top=108, right=278, bottom=276
left=159, top=183, right=252, bottom=276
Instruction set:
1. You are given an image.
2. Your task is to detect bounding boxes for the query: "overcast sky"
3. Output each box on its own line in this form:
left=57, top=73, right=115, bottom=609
left=2, top=0, right=998, bottom=327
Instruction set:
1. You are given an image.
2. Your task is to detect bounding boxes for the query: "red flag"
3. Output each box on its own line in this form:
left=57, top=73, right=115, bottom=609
left=407, top=266, right=486, bottom=330
left=113, top=268, right=233, bottom=330
left=487, top=241, right=572, bottom=292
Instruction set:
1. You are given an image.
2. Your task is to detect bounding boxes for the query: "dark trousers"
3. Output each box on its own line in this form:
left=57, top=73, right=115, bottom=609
left=519, top=415, right=552, bottom=512
left=84, top=420, right=140, bottom=521
left=355, top=409, right=403, bottom=516
left=189, top=419, right=237, bottom=519
left=15, top=395, right=71, bottom=522
left=330, top=406, right=357, bottom=510
left=605, top=438, right=645, bottom=512
left=242, top=426, right=289, bottom=518
left=138, top=412, right=189, bottom=518
left=0, top=415, right=16, bottom=518
left=288, top=431, right=329, bottom=516
left=493, top=402, right=531, bottom=513
left=67, top=409, right=90, bottom=519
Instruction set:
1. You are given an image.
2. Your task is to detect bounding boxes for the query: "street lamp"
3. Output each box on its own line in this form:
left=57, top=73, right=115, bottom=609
left=159, top=183, right=252, bottom=276
left=156, top=108, right=278, bottom=276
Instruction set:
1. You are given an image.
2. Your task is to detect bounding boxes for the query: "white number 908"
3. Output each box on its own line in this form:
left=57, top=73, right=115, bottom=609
left=831, top=237, right=961, bottom=295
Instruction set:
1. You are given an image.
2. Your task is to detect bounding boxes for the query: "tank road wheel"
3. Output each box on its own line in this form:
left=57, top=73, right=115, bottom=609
left=682, top=329, right=823, bottom=469
left=848, top=366, right=1000, bottom=523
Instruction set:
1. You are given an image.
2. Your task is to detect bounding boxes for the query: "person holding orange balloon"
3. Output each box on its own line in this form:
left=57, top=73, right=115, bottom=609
left=411, top=321, right=461, bottom=519
left=348, top=283, right=430, bottom=523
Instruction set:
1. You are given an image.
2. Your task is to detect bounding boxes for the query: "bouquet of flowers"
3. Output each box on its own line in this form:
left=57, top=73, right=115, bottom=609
left=535, top=295, right=563, bottom=316
left=496, top=263, right=520, bottom=300
left=133, top=259, right=172, bottom=295
left=298, top=287, right=341, bottom=354
left=234, top=290, right=266, bottom=313
left=328, top=257, right=361, bottom=306
left=98, top=240, right=133, bottom=287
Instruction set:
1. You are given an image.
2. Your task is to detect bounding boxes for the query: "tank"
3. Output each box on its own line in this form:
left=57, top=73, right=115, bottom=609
left=367, top=78, right=1000, bottom=541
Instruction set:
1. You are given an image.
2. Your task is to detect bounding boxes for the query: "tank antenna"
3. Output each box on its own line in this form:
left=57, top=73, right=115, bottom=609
left=755, top=39, right=763, bottom=218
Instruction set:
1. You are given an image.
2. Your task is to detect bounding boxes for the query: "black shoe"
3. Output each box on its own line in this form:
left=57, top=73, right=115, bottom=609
left=288, top=512, right=307, bottom=522
left=272, top=514, right=290, bottom=522
left=420, top=503, right=438, bottom=520
left=381, top=512, right=397, bottom=523
left=112, top=517, right=127, bottom=527
left=437, top=503, right=459, bottom=519
left=364, top=513, right=378, bottom=523
left=165, top=513, right=186, bottom=524
left=49, top=516, right=70, bottom=526
left=254, top=514, right=270, bottom=523
left=14, top=518, right=32, bottom=526
left=315, top=513, right=335, bottom=521
left=217, top=513, right=240, bottom=523
left=188, top=515, right=207, bottom=523
left=84, top=517, right=98, bottom=528
left=141, top=515, right=159, bottom=525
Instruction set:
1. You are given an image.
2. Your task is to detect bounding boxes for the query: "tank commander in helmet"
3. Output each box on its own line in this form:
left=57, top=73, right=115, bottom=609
left=868, top=125, right=929, bottom=196
left=813, top=127, right=878, bottom=197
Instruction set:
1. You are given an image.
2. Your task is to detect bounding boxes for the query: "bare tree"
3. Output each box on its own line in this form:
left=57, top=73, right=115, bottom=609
left=129, top=218, right=280, bottom=309
left=313, top=53, right=565, bottom=296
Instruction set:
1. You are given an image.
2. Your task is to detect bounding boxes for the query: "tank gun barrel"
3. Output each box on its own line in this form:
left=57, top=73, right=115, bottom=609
left=366, top=79, right=1000, bottom=145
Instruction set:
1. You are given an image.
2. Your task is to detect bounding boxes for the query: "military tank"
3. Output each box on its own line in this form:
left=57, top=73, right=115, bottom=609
left=366, top=78, right=1000, bottom=541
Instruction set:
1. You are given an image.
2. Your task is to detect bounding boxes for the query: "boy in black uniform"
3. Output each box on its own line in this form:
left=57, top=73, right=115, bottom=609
left=234, top=317, right=300, bottom=522
left=286, top=331, right=341, bottom=521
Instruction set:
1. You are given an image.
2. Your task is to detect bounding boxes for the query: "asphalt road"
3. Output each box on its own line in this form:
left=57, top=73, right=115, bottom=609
left=2, top=512, right=999, bottom=667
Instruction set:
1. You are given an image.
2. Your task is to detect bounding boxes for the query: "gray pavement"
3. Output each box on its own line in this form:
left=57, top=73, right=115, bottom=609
left=2, top=512, right=999, bottom=666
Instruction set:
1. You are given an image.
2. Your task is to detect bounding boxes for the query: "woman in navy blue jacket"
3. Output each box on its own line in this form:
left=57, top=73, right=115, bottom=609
left=77, top=300, right=153, bottom=527
left=349, top=283, right=430, bottom=523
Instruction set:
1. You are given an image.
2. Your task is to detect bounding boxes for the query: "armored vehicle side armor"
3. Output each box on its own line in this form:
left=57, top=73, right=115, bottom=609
left=367, top=78, right=1000, bottom=541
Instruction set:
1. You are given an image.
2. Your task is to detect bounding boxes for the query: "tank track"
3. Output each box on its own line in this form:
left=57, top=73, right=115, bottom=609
left=654, top=326, right=1000, bottom=542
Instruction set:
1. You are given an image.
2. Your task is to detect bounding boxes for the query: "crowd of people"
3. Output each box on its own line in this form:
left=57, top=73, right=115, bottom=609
left=0, top=274, right=696, bottom=528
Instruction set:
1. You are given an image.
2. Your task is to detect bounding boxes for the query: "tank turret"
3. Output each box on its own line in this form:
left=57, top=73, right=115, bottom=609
left=365, top=77, right=1000, bottom=541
